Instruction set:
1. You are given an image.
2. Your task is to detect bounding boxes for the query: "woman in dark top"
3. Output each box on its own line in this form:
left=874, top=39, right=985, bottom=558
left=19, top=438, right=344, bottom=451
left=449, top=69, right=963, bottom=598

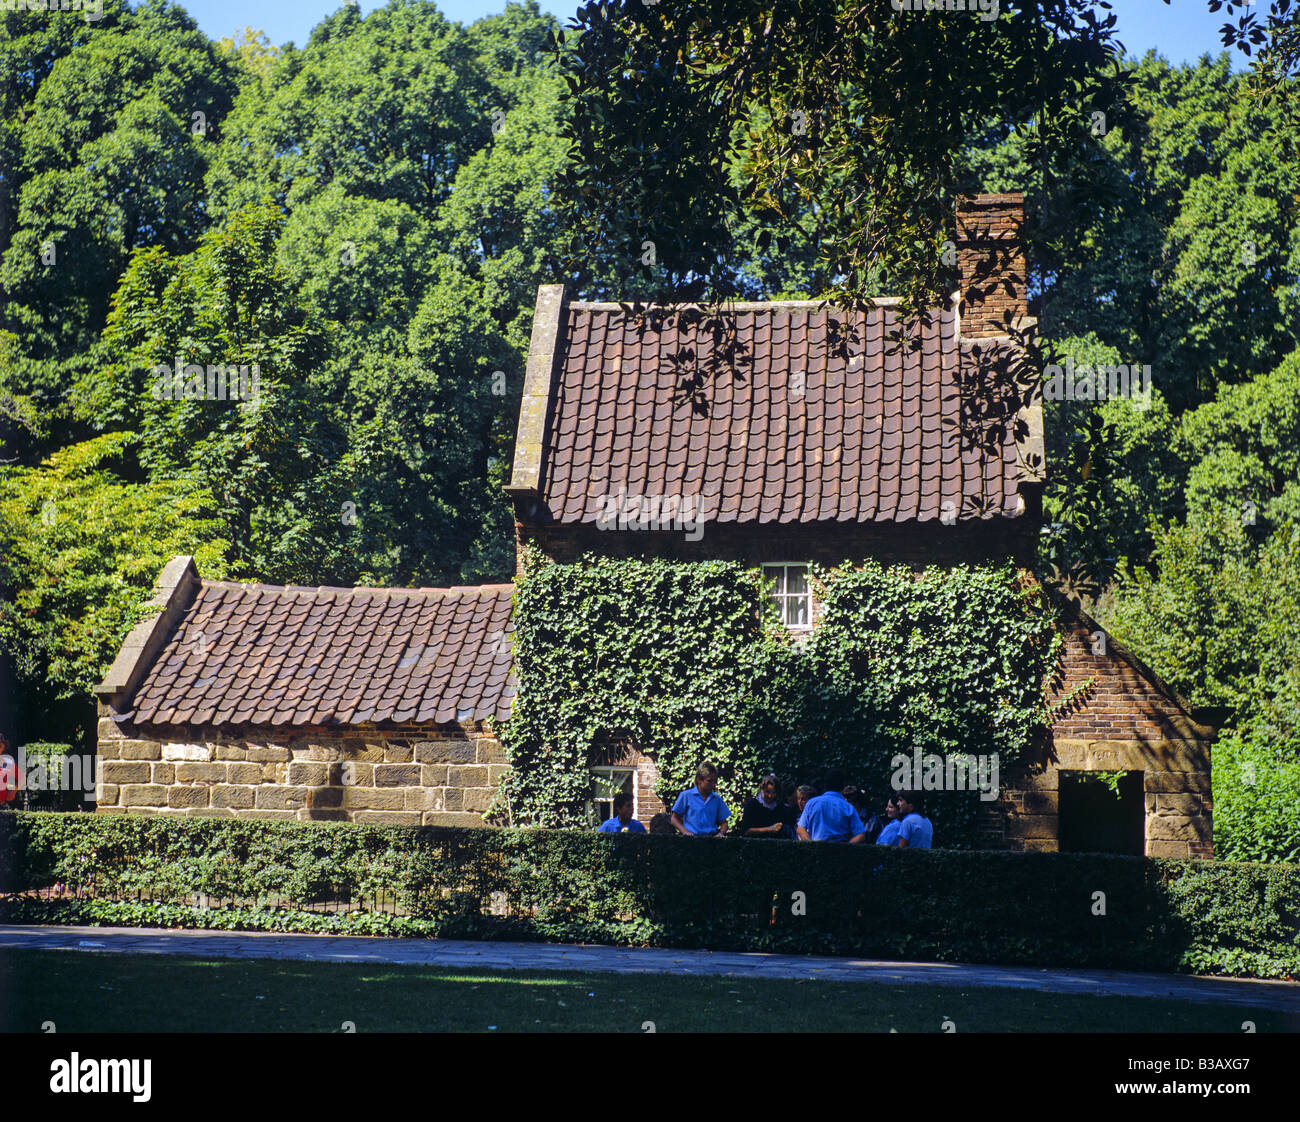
left=737, top=773, right=787, bottom=837
left=844, top=785, right=883, bottom=843
left=778, top=780, right=800, bottom=838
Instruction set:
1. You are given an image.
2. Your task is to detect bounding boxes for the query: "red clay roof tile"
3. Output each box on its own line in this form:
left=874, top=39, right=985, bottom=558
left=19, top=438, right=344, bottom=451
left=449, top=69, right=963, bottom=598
left=128, top=583, right=515, bottom=729
left=533, top=302, right=1022, bottom=526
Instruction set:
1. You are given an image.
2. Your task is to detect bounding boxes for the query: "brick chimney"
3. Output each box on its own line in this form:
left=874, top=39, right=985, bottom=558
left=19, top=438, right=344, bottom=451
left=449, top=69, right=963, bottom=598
left=955, top=193, right=1026, bottom=338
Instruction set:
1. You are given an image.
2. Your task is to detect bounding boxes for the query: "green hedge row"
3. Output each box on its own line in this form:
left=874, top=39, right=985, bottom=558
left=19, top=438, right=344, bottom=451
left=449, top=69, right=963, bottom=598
left=2, top=811, right=1297, bottom=977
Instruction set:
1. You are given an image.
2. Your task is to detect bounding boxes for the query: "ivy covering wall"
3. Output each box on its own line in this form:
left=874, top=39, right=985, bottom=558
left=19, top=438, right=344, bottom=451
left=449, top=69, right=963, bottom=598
left=501, top=552, right=1063, bottom=845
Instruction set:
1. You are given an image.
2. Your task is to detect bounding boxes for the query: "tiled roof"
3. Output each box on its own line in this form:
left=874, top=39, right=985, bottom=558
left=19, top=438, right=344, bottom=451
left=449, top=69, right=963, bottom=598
left=535, top=301, right=1024, bottom=524
left=128, top=581, right=515, bottom=727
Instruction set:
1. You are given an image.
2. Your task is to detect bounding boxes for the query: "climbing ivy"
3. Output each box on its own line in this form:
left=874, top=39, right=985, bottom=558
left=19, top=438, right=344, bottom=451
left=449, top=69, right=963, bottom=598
left=501, top=551, right=780, bottom=827
left=501, top=551, right=1063, bottom=846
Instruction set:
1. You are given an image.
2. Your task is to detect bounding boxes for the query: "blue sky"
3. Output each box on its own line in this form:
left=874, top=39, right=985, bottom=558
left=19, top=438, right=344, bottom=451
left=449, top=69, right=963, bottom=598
left=178, top=0, right=1240, bottom=67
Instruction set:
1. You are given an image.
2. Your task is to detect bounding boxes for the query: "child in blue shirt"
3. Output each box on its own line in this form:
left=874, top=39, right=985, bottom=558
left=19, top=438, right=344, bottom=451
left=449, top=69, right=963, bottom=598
left=670, top=761, right=730, bottom=837
left=875, top=795, right=904, bottom=846
left=797, top=768, right=868, bottom=843
left=895, top=792, right=934, bottom=849
left=597, top=791, right=647, bottom=834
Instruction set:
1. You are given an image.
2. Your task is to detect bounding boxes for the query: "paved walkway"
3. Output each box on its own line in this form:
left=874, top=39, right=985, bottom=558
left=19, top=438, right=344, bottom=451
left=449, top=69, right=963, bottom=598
left=2, top=924, right=1297, bottom=1012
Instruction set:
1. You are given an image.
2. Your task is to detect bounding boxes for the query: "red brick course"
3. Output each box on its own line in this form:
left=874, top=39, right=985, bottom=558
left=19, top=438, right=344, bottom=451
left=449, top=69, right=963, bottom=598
left=956, top=193, right=1028, bottom=339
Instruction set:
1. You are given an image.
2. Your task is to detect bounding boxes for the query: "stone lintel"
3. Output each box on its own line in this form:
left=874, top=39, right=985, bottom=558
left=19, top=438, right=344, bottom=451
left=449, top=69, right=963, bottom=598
left=1053, top=738, right=1210, bottom=773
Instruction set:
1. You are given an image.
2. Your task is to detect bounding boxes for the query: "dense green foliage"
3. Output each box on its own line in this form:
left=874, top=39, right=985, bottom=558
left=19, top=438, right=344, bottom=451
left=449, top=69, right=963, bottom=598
left=2, top=811, right=1296, bottom=978
left=0, top=434, right=229, bottom=747
left=552, top=0, right=1127, bottom=310
left=983, top=53, right=1300, bottom=412
left=0, top=1, right=1297, bottom=860
left=1097, top=348, right=1300, bottom=863
left=503, top=553, right=1061, bottom=843
left=1211, top=730, right=1300, bottom=865
left=1, top=0, right=568, bottom=749
left=0, top=1, right=240, bottom=363
left=502, top=555, right=779, bottom=824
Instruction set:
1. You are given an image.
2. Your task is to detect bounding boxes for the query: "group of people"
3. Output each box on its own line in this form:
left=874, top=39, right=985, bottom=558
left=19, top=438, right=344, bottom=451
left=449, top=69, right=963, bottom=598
left=596, top=761, right=934, bottom=848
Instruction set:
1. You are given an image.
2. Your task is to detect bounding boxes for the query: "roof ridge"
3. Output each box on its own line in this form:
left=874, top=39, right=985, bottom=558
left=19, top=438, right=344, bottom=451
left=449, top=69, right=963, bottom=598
left=199, top=579, right=514, bottom=597
left=567, top=298, right=910, bottom=311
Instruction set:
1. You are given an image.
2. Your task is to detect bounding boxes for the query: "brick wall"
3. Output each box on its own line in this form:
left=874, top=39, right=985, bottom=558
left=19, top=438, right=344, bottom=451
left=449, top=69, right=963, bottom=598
left=95, top=707, right=507, bottom=828
left=956, top=192, right=1027, bottom=338
left=1048, top=614, right=1209, bottom=742
left=591, top=742, right=672, bottom=831
left=994, top=608, right=1215, bottom=860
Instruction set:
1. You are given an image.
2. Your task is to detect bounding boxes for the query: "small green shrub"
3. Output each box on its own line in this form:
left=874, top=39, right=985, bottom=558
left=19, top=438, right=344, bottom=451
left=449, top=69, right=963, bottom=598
left=1212, top=729, right=1300, bottom=864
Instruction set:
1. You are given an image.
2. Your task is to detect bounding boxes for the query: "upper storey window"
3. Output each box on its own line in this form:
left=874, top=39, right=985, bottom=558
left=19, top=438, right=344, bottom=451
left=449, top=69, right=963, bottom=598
left=763, top=563, right=811, bottom=629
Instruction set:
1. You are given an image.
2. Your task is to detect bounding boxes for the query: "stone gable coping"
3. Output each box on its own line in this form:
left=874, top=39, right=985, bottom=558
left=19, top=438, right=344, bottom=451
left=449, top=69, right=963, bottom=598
left=95, top=555, right=201, bottom=709
left=506, top=282, right=567, bottom=505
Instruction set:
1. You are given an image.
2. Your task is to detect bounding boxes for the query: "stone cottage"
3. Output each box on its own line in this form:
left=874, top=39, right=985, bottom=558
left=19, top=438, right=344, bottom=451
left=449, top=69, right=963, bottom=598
left=94, top=560, right=514, bottom=827
left=96, top=193, right=1216, bottom=857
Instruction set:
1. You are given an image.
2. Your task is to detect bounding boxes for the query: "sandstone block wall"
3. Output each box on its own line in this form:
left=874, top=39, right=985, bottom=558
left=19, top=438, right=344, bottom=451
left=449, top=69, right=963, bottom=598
left=95, top=711, right=679, bottom=833
left=95, top=708, right=507, bottom=827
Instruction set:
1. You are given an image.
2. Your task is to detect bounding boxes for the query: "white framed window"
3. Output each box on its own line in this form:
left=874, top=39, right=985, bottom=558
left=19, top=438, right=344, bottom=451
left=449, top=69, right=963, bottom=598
left=763, top=563, right=812, bottom=629
left=588, top=766, right=635, bottom=825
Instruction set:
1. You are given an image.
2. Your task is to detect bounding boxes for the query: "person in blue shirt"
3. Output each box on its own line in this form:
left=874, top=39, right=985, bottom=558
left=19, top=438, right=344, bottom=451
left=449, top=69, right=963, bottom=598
left=875, top=795, right=904, bottom=846
left=670, top=761, right=730, bottom=837
left=896, top=791, right=934, bottom=849
left=797, top=768, right=868, bottom=843
left=597, top=791, right=648, bottom=834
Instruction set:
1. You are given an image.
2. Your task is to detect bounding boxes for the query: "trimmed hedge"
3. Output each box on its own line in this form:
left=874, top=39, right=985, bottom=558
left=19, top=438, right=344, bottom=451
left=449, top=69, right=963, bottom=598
left=1, top=811, right=1297, bottom=978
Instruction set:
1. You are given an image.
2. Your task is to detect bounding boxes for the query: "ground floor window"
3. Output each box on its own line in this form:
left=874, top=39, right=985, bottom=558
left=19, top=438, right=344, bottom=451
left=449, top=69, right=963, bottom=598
left=588, top=766, right=635, bottom=826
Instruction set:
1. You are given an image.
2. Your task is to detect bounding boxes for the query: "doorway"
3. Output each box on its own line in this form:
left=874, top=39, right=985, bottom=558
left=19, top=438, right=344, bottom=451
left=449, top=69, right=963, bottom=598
left=1058, top=770, right=1145, bottom=856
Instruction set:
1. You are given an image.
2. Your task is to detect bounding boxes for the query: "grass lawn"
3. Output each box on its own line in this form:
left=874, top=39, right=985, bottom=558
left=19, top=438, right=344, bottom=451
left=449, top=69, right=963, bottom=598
left=2, top=948, right=1294, bottom=1032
